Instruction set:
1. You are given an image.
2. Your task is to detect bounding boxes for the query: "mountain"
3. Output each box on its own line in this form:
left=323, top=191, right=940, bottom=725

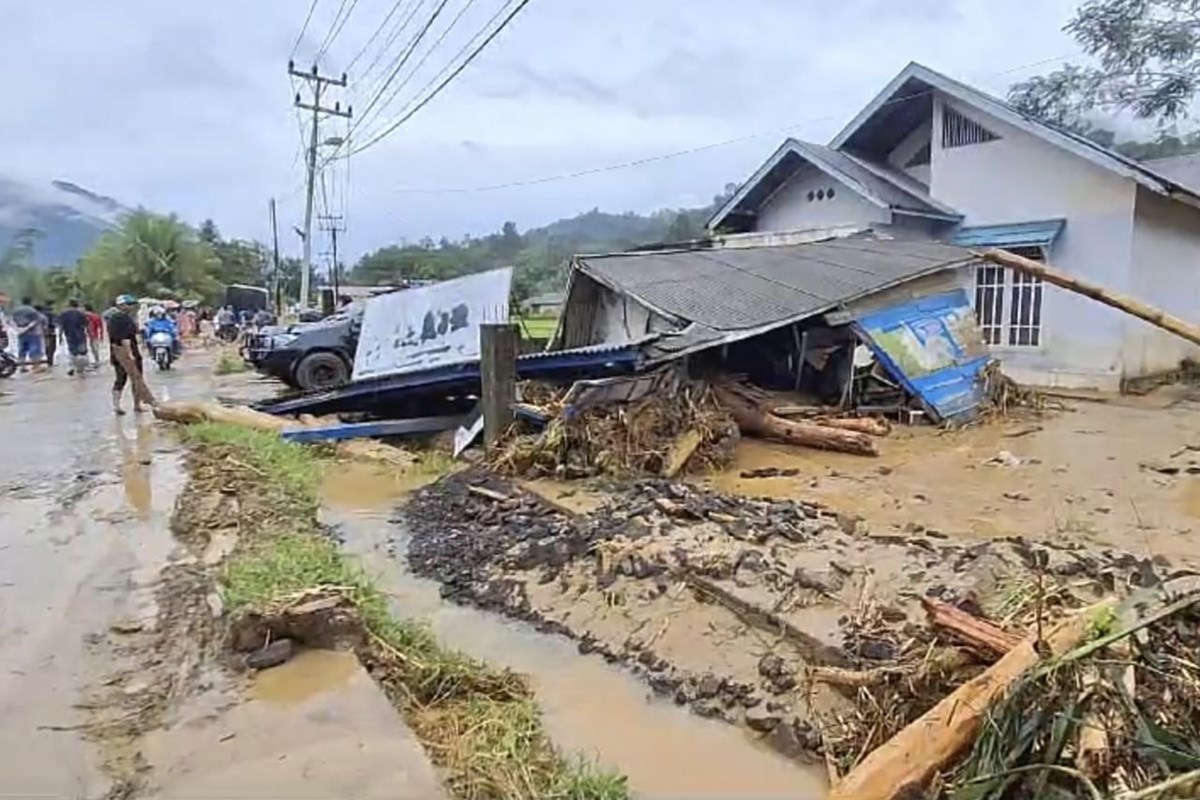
left=0, top=177, right=127, bottom=268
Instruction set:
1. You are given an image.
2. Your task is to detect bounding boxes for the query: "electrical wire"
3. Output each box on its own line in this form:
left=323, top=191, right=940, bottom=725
left=349, top=0, right=481, bottom=139
left=315, top=0, right=356, bottom=63
left=348, top=0, right=532, bottom=158
left=356, top=0, right=428, bottom=94
left=290, top=0, right=321, bottom=60
left=345, top=0, right=408, bottom=74
left=350, top=0, right=453, bottom=135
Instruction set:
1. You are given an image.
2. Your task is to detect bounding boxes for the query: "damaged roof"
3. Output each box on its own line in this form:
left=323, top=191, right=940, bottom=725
left=574, top=233, right=976, bottom=341
left=709, top=138, right=958, bottom=231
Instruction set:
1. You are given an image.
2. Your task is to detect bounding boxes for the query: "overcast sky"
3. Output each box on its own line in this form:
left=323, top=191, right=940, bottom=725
left=1, top=0, right=1084, bottom=262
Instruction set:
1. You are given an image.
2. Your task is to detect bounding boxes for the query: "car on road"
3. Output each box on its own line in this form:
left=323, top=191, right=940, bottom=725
left=244, top=303, right=362, bottom=391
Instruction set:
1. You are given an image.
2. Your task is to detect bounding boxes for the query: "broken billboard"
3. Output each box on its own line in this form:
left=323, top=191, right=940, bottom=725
left=852, top=289, right=992, bottom=422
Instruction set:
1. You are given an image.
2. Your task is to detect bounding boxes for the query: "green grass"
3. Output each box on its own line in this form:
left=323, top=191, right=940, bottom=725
left=191, top=426, right=627, bottom=800
left=182, top=422, right=323, bottom=502
left=214, top=349, right=249, bottom=375
left=516, top=314, right=559, bottom=340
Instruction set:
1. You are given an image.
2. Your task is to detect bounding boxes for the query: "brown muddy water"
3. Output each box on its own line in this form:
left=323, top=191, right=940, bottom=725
left=0, top=356, right=217, bottom=796
left=321, top=464, right=829, bottom=799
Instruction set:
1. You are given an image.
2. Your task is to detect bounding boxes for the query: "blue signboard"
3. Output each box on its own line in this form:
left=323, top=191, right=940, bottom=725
left=853, top=289, right=992, bottom=422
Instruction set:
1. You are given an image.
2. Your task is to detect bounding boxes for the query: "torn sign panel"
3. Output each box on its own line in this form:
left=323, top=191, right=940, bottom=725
left=853, top=289, right=992, bottom=422
left=352, top=267, right=512, bottom=381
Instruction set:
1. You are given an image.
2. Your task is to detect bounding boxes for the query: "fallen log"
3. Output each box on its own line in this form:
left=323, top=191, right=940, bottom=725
left=921, top=597, right=1024, bottom=658
left=814, top=416, right=892, bottom=437
left=112, top=346, right=157, bottom=407
left=981, top=248, right=1200, bottom=348
left=828, top=600, right=1115, bottom=800
left=714, top=384, right=877, bottom=456
left=154, top=401, right=417, bottom=467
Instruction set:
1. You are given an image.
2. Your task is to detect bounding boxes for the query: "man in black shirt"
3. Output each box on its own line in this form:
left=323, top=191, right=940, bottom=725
left=58, top=298, right=89, bottom=376
left=107, top=295, right=145, bottom=415
left=38, top=302, right=58, bottom=368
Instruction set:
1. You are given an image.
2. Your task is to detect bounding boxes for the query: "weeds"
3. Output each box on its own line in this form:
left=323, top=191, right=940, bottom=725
left=214, top=349, right=248, bottom=375
left=188, top=428, right=627, bottom=800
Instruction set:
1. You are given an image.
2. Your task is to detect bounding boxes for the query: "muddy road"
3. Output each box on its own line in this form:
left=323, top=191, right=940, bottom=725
left=0, top=359, right=213, bottom=796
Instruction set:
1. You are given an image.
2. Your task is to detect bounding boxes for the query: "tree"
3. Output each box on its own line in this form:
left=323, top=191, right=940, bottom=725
left=78, top=211, right=221, bottom=304
left=666, top=212, right=701, bottom=242
left=1010, top=0, right=1200, bottom=125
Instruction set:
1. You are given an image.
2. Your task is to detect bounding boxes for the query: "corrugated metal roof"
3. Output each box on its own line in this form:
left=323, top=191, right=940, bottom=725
left=575, top=234, right=975, bottom=334
left=951, top=219, right=1065, bottom=249
left=1146, top=154, right=1200, bottom=196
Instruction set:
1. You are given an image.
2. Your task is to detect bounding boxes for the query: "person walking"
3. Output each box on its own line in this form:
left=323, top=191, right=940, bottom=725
left=38, top=302, right=59, bottom=368
left=107, top=295, right=148, bottom=415
left=11, top=297, right=46, bottom=372
left=84, top=304, right=104, bottom=367
left=58, top=299, right=89, bottom=376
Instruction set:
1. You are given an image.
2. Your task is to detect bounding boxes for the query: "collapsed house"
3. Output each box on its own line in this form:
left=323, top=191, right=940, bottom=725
left=551, top=230, right=992, bottom=424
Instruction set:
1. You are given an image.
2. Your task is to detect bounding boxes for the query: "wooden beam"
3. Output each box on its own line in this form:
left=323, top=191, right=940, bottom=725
left=480, top=323, right=518, bottom=449
left=980, top=248, right=1200, bottom=348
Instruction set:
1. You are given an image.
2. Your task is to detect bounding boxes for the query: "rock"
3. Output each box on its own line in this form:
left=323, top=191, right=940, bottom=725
left=758, top=653, right=787, bottom=680
left=674, top=681, right=697, bottom=706
left=696, top=673, right=723, bottom=700
left=744, top=704, right=782, bottom=733
left=205, top=592, right=225, bottom=620
left=1003, top=491, right=1032, bottom=502
left=693, top=699, right=725, bottom=719
left=766, top=720, right=810, bottom=760
left=876, top=465, right=893, bottom=476
left=109, top=618, right=144, bottom=634
left=246, top=639, right=295, bottom=670
left=792, top=567, right=844, bottom=595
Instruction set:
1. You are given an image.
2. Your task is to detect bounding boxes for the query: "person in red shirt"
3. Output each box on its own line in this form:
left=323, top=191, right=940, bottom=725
left=84, top=303, right=104, bottom=368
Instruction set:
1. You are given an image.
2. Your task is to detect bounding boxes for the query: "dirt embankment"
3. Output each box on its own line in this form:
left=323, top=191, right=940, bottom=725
left=402, top=470, right=1191, bottom=767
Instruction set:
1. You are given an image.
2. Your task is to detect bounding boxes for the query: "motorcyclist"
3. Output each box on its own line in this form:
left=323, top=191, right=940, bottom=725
left=143, top=305, right=181, bottom=356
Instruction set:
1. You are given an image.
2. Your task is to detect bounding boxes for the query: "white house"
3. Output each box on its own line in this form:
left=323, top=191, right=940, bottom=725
left=709, top=62, right=1200, bottom=390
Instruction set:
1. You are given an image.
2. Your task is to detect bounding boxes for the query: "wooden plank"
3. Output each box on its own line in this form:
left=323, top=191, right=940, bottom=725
left=921, top=597, right=1023, bottom=657
left=662, top=429, right=704, bottom=478
left=480, top=323, right=518, bottom=449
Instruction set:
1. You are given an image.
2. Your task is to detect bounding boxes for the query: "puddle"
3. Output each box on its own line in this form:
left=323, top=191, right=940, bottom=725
left=320, top=460, right=441, bottom=512
left=250, top=649, right=358, bottom=706
left=322, top=475, right=829, bottom=800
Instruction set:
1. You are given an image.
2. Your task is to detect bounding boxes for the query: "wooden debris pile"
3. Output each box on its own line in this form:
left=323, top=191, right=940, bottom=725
left=491, top=379, right=740, bottom=478
left=817, top=577, right=1200, bottom=800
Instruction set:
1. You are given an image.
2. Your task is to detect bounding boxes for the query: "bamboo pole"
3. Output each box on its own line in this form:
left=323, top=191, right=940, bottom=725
left=979, top=248, right=1200, bottom=348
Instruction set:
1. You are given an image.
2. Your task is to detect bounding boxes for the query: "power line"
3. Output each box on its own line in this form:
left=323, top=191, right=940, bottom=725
left=350, top=0, right=482, bottom=141
left=350, top=0, right=453, bottom=135
left=356, top=0, right=428, bottom=92
left=315, top=0, right=355, bottom=63
left=348, top=0, right=532, bottom=157
left=290, top=0, right=321, bottom=59
left=345, top=0, right=408, bottom=74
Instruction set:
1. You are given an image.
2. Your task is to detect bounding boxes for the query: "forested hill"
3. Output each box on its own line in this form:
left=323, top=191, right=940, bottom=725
left=347, top=184, right=737, bottom=299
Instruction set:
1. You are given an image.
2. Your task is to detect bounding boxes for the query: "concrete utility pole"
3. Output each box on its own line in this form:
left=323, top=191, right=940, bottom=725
left=289, top=61, right=350, bottom=310
left=268, top=198, right=282, bottom=312
left=318, top=213, right=345, bottom=300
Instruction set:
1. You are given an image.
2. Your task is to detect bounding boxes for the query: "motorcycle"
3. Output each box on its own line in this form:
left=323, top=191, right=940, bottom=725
left=149, top=331, right=175, bottom=371
left=216, top=324, right=239, bottom=344
left=0, top=349, right=15, bottom=379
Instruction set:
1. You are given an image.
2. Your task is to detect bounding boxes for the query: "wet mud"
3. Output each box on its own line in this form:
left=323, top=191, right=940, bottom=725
left=401, top=468, right=1186, bottom=769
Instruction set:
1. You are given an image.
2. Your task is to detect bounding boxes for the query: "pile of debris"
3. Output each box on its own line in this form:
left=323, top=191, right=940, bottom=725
left=820, top=581, right=1200, bottom=800
left=491, top=375, right=740, bottom=478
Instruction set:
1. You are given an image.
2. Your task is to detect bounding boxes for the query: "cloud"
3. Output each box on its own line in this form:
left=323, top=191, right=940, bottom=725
left=0, top=0, right=1081, bottom=261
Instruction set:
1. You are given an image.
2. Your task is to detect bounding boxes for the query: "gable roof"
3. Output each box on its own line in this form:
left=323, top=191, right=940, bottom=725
left=1146, top=154, right=1200, bottom=196
left=708, top=138, right=959, bottom=231
left=833, top=62, right=1200, bottom=207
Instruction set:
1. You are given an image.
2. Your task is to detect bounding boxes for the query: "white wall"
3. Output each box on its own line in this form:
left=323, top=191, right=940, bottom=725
left=886, top=121, right=932, bottom=185
left=755, top=164, right=890, bottom=233
left=1126, top=187, right=1200, bottom=376
left=932, top=96, right=1138, bottom=389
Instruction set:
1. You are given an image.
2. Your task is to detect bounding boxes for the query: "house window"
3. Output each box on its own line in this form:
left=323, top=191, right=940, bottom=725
left=972, top=247, right=1044, bottom=347
left=942, top=106, right=1000, bottom=149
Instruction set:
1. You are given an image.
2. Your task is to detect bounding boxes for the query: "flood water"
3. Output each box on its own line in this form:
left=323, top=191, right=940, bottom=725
left=322, top=463, right=829, bottom=800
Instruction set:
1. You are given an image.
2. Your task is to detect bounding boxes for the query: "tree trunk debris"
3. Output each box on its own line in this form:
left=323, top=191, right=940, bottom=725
left=714, top=383, right=878, bottom=456
left=921, top=597, right=1024, bottom=658
left=828, top=600, right=1116, bottom=800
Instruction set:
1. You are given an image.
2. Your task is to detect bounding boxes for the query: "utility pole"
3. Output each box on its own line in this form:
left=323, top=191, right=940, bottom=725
left=268, top=198, right=281, bottom=313
left=289, top=61, right=350, bottom=310
left=318, top=213, right=345, bottom=302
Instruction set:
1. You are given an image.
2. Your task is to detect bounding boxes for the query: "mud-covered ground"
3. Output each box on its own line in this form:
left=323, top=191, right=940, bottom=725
left=401, top=466, right=1174, bottom=761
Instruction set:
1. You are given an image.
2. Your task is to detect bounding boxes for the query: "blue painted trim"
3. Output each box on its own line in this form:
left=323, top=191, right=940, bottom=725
left=281, top=416, right=465, bottom=442
left=951, top=219, right=1066, bottom=249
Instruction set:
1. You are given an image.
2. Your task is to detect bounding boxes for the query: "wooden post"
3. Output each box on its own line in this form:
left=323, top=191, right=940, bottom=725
left=480, top=323, right=518, bottom=449
left=980, top=248, right=1200, bottom=348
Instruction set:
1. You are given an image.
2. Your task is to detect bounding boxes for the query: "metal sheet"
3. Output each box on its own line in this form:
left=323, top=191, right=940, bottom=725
left=853, top=289, right=992, bottom=422
left=352, top=268, right=512, bottom=381
left=951, top=219, right=1065, bottom=249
